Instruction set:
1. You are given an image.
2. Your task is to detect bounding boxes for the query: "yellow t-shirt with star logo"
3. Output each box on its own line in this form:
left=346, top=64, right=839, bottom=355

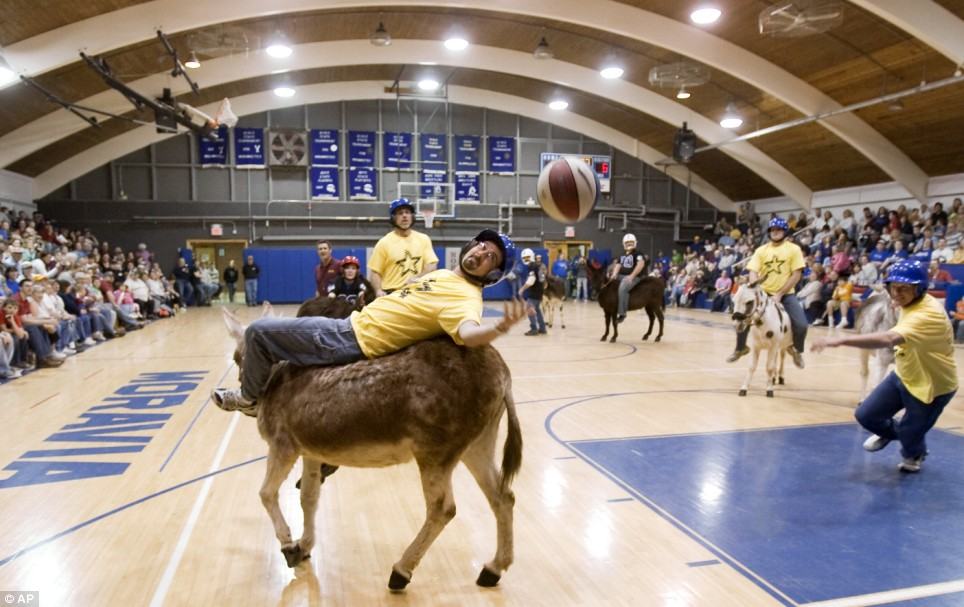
left=368, top=230, right=439, bottom=291
left=745, top=241, right=806, bottom=295
left=350, top=269, right=483, bottom=358
left=891, top=294, right=958, bottom=403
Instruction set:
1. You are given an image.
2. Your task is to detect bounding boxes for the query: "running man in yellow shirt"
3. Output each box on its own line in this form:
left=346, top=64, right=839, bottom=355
left=369, top=198, right=439, bottom=296
left=213, top=230, right=526, bottom=416
left=728, top=216, right=808, bottom=367
left=812, top=260, right=958, bottom=473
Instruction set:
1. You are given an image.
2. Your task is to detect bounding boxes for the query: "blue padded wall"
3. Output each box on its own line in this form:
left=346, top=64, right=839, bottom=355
left=243, top=247, right=369, bottom=304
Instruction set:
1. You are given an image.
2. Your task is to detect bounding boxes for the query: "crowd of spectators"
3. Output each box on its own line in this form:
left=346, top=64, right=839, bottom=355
left=647, top=198, right=964, bottom=340
left=0, top=207, right=185, bottom=382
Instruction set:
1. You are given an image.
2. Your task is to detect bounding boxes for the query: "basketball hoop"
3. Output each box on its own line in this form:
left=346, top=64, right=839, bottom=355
left=422, top=210, right=435, bottom=229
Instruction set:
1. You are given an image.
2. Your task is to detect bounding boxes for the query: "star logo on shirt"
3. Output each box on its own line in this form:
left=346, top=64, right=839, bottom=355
left=761, top=258, right=786, bottom=276
left=395, top=250, right=422, bottom=277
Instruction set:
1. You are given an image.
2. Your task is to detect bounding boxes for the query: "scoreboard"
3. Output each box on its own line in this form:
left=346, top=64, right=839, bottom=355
left=539, top=153, right=611, bottom=193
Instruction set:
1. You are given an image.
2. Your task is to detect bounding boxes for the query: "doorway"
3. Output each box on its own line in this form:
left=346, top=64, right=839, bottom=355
left=187, top=239, right=248, bottom=300
left=543, top=240, right=594, bottom=267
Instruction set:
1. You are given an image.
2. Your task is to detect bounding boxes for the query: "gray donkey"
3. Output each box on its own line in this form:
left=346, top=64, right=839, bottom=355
left=222, top=307, right=522, bottom=590
left=854, top=289, right=898, bottom=401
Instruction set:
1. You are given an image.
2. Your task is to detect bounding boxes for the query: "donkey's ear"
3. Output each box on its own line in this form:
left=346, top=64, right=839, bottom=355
left=222, top=308, right=245, bottom=344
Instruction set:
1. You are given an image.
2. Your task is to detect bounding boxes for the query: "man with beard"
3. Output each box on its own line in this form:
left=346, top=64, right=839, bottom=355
left=213, top=230, right=525, bottom=415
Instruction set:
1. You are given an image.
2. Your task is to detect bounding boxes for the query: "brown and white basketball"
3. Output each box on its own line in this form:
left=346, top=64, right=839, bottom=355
left=536, top=157, right=599, bottom=223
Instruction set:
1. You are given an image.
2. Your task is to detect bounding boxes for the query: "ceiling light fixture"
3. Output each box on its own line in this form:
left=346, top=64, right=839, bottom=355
left=690, top=6, right=722, bottom=25
left=676, top=87, right=691, bottom=99
left=184, top=51, right=201, bottom=69
left=273, top=86, right=296, bottom=98
left=719, top=102, right=743, bottom=128
left=533, top=37, right=553, bottom=60
left=266, top=38, right=293, bottom=58
left=370, top=21, right=392, bottom=47
left=548, top=99, right=568, bottom=111
left=418, top=79, right=440, bottom=91
left=0, top=66, right=16, bottom=88
left=600, top=66, right=624, bottom=79
left=444, top=37, right=469, bottom=51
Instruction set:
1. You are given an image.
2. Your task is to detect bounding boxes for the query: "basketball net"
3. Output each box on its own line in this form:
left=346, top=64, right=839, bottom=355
left=422, top=210, right=435, bottom=229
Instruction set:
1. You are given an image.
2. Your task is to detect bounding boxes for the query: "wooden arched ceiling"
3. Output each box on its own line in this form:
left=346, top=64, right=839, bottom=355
left=2, top=1, right=963, bottom=205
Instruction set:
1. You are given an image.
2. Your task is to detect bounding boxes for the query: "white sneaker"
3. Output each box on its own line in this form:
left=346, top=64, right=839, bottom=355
left=50, top=351, right=67, bottom=360
left=863, top=434, right=892, bottom=452
left=898, top=453, right=925, bottom=473
left=3, top=369, right=23, bottom=379
left=83, top=337, right=97, bottom=346
left=92, top=332, right=106, bottom=342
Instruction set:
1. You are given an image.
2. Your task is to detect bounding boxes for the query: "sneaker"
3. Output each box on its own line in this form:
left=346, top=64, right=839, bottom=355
left=863, top=434, right=892, bottom=452
left=726, top=347, right=750, bottom=363
left=811, top=319, right=825, bottom=326
left=50, top=351, right=67, bottom=360
left=83, top=337, right=96, bottom=346
left=898, top=454, right=925, bottom=473
left=837, top=321, right=850, bottom=329
left=3, top=369, right=23, bottom=379
left=538, top=329, right=547, bottom=335
left=615, top=314, right=627, bottom=324
left=39, top=356, right=64, bottom=368
left=524, top=330, right=539, bottom=336
left=212, top=388, right=258, bottom=417
left=787, top=346, right=804, bottom=369
left=92, top=331, right=106, bottom=341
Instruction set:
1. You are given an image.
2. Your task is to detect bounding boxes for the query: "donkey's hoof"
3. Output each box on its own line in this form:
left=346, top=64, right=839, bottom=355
left=655, top=336, right=662, bottom=342
left=600, top=336, right=607, bottom=342
left=476, top=566, right=502, bottom=587
left=609, top=337, right=617, bottom=343
left=738, top=389, right=747, bottom=397
left=766, top=390, right=774, bottom=398
left=281, top=544, right=306, bottom=568
left=778, top=377, right=785, bottom=385
left=388, top=568, right=411, bottom=591
left=561, top=324, right=566, bottom=329
left=642, top=335, right=650, bottom=341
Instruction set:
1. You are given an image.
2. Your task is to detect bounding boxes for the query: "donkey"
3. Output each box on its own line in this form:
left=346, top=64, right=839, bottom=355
left=593, top=272, right=665, bottom=343
left=731, top=280, right=792, bottom=397
left=542, top=276, right=566, bottom=329
left=854, top=288, right=898, bottom=401
left=221, top=308, right=522, bottom=591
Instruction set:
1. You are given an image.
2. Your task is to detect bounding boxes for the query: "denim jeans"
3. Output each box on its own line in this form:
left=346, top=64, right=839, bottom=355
left=855, top=371, right=956, bottom=459
left=735, top=293, right=808, bottom=352
left=0, top=336, right=14, bottom=377
left=175, top=279, right=194, bottom=306
left=226, top=282, right=237, bottom=303
left=527, top=297, right=546, bottom=332
left=244, top=279, right=258, bottom=306
left=575, top=277, right=588, bottom=301
left=618, top=276, right=641, bottom=316
left=241, top=316, right=364, bottom=400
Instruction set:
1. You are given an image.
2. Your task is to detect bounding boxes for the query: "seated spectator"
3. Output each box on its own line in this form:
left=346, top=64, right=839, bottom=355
left=851, top=255, right=879, bottom=287
left=0, top=297, right=32, bottom=372
left=198, top=261, right=221, bottom=305
left=814, top=271, right=853, bottom=328
left=927, top=261, right=953, bottom=289
left=125, top=270, right=155, bottom=318
left=953, top=299, right=964, bottom=344
left=932, top=238, right=954, bottom=264
left=951, top=240, right=964, bottom=264
left=830, top=245, right=852, bottom=276
left=711, top=270, right=732, bottom=312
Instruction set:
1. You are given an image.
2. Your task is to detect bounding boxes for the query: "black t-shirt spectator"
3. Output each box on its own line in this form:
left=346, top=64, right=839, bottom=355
left=223, top=267, right=238, bottom=284
left=243, top=262, right=260, bottom=279
left=173, top=264, right=193, bottom=282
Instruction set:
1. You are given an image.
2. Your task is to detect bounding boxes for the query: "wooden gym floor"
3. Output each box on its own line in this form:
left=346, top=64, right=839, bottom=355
left=1, top=301, right=962, bottom=607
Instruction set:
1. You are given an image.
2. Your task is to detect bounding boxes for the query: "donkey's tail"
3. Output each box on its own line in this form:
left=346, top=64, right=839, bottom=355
left=499, top=378, right=523, bottom=492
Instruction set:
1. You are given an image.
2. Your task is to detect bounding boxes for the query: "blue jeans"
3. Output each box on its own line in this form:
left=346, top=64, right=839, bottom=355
left=527, top=297, right=546, bottom=332
left=244, top=279, right=258, bottom=306
left=855, top=371, right=956, bottom=459
left=736, top=293, right=807, bottom=352
left=175, top=279, right=194, bottom=306
left=575, top=277, right=588, bottom=301
left=241, top=316, right=364, bottom=400
left=618, top=276, right=641, bottom=316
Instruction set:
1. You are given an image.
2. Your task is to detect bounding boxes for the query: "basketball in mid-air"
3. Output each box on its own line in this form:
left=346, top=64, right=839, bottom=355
left=536, top=157, right=599, bottom=223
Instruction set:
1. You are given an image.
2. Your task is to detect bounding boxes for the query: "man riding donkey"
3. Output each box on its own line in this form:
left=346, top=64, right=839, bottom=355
left=728, top=216, right=808, bottom=368
left=213, top=229, right=527, bottom=415
left=612, top=233, right=648, bottom=324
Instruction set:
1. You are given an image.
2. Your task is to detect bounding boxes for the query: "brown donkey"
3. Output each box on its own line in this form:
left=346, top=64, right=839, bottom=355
left=222, top=308, right=522, bottom=590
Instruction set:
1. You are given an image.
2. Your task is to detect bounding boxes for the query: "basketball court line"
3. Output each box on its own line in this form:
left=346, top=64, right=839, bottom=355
left=149, top=410, right=242, bottom=607
left=158, top=363, right=235, bottom=472
left=514, top=360, right=851, bottom=379
left=800, top=580, right=964, bottom=607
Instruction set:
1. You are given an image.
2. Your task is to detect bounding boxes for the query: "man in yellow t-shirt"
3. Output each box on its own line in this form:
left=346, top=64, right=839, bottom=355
left=727, top=216, right=808, bottom=367
left=812, top=260, right=958, bottom=473
left=368, top=198, right=439, bottom=296
left=213, top=230, right=527, bottom=416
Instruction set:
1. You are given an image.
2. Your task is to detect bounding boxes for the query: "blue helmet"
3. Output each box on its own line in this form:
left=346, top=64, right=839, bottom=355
left=768, top=216, right=789, bottom=232
left=463, top=229, right=517, bottom=286
left=885, top=259, right=928, bottom=296
left=389, top=198, right=416, bottom=225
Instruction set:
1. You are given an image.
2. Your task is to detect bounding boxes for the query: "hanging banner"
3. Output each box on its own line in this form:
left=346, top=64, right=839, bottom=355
left=310, top=129, right=339, bottom=166
left=198, top=126, right=229, bottom=166
left=455, top=172, right=480, bottom=202
left=420, top=169, right=448, bottom=199
left=348, top=131, right=375, bottom=166
left=310, top=167, right=340, bottom=200
left=234, top=127, right=265, bottom=168
left=454, top=135, right=480, bottom=172
left=488, top=136, right=515, bottom=173
left=383, top=132, right=413, bottom=170
left=420, top=133, right=447, bottom=168
left=349, top=167, right=377, bottom=200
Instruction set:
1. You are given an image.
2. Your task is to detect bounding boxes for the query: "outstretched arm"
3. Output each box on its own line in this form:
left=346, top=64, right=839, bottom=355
left=811, top=330, right=904, bottom=352
left=458, top=299, right=530, bottom=347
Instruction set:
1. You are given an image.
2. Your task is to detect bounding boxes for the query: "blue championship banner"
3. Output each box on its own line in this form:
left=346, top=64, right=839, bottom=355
left=310, top=167, right=340, bottom=200
left=420, top=169, right=448, bottom=199
left=420, top=133, right=447, bottom=168
left=310, top=129, right=339, bottom=166
left=349, top=167, right=377, bottom=200
left=383, top=132, right=413, bottom=170
left=234, top=128, right=265, bottom=168
left=455, top=172, right=480, bottom=202
left=488, top=136, right=515, bottom=173
left=198, top=125, right=229, bottom=166
left=348, top=131, right=375, bottom=166
left=454, top=135, right=480, bottom=172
